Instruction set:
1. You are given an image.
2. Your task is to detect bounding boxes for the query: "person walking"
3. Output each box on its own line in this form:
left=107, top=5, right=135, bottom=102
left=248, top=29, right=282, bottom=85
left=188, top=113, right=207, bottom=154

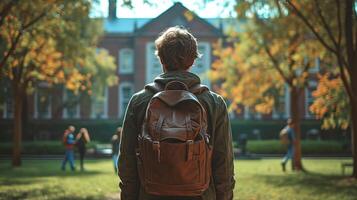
left=111, top=127, right=122, bottom=173
left=61, top=125, right=76, bottom=171
left=76, top=128, right=90, bottom=171
left=118, top=26, right=235, bottom=200
left=280, top=119, right=296, bottom=172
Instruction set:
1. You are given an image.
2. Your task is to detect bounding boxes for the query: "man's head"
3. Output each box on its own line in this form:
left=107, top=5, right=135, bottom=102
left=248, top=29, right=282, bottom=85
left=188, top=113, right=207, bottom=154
left=155, top=26, right=201, bottom=72
left=116, top=127, right=122, bottom=137
left=68, top=125, right=75, bottom=133
left=287, top=119, right=294, bottom=127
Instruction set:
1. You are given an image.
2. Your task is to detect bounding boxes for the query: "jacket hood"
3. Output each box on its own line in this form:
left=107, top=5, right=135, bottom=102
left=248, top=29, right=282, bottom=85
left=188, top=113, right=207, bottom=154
left=145, top=71, right=202, bottom=92
left=154, top=71, right=201, bottom=87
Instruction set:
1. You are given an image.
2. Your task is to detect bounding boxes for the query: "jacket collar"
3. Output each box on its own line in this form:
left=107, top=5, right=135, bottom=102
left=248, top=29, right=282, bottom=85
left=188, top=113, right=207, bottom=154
left=154, top=70, right=201, bottom=88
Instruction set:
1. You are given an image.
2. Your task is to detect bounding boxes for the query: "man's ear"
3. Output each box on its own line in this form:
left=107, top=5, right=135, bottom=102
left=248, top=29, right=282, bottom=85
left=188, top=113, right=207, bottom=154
left=160, top=57, right=168, bottom=72
left=185, top=59, right=195, bottom=71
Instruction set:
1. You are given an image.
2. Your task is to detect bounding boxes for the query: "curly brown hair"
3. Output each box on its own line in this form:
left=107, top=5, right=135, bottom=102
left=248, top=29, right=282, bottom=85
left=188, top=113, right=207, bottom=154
left=155, top=26, right=201, bottom=71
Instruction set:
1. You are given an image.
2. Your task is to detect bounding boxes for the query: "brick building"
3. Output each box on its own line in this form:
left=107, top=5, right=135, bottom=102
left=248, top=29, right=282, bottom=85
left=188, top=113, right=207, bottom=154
left=0, top=2, right=319, bottom=122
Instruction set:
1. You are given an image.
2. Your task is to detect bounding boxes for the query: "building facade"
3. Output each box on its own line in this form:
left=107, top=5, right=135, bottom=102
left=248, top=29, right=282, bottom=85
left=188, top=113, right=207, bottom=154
left=0, top=2, right=319, bottom=122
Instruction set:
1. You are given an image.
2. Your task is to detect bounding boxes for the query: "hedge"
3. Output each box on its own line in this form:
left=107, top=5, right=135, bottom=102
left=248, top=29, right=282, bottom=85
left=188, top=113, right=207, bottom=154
left=0, top=140, right=350, bottom=155
left=0, top=119, right=348, bottom=142
left=242, top=140, right=349, bottom=155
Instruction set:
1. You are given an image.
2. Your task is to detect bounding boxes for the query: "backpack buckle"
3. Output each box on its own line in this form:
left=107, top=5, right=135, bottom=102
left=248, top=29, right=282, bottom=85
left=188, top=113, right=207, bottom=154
left=152, top=141, right=160, bottom=163
left=186, top=140, right=194, bottom=161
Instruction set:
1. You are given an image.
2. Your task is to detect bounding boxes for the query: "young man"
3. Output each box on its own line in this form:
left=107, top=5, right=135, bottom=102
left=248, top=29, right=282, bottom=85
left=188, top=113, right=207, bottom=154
left=281, top=119, right=296, bottom=172
left=61, top=125, right=76, bottom=171
left=118, top=26, right=235, bottom=200
left=111, top=127, right=122, bottom=173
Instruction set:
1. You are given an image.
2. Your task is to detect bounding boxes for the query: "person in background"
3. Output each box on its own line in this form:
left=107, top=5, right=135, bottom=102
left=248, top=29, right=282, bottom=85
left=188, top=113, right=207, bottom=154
left=111, top=127, right=122, bottom=173
left=61, top=125, right=76, bottom=171
left=76, top=128, right=90, bottom=171
left=280, top=118, right=296, bottom=172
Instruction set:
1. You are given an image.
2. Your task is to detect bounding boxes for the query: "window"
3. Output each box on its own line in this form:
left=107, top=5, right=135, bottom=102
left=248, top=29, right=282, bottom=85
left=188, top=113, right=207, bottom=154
left=91, top=87, right=108, bottom=119
left=272, top=84, right=290, bottom=119
left=191, top=42, right=211, bottom=87
left=308, top=58, right=320, bottom=73
left=119, top=48, right=134, bottom=74
left=119, top=82, right=134, bottom=117
left=305, top=81, right=317, bottom=118
left=34, top=88, right=52, bottom=119
left=62, top=89, right=80, bottom=119
left=244, top=106, right=262, bottom=120
left=146, top=43, right=162, bottom=84
left=4, top=98, right=14, bottom=118
left=2, top=87, right=13, bottom=119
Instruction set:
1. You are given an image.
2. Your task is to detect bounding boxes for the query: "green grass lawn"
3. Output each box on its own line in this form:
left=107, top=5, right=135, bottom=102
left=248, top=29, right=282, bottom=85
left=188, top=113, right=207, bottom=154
left=0, top=158, right=356, bottom=200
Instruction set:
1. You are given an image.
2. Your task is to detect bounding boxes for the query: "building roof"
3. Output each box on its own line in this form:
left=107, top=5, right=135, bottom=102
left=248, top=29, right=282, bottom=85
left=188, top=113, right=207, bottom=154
left=104, top=17, right=243, bottom=34
left=104, top=3, right=244, bottom=35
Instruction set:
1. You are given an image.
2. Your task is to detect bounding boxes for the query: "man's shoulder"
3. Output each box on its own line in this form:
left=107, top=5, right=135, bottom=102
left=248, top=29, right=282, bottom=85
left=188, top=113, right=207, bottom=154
left=203, top=90, right=227, bottom=108
left=130, top=89, right=154, bottom=107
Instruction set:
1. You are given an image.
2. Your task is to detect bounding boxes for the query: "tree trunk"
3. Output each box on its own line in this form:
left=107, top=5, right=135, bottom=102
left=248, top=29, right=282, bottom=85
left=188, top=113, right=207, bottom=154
left=12, top=86, right=23, bottom=167
left=351, top=101, right=357, bottom=178
left=290, top=86, right=304, bottom=171
left=350, top=72, right=357, bottom=178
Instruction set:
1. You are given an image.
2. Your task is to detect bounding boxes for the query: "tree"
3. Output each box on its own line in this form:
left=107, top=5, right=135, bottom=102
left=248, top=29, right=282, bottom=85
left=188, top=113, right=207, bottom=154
left=0, top=0, right=117, bottom=166
left=0, top=0, right=50, bottom=70
left=310, top=74, right=350, bottom=130
left=210, top=0, right=322, bottom=171
left=285, top=0, right=357, bottom=178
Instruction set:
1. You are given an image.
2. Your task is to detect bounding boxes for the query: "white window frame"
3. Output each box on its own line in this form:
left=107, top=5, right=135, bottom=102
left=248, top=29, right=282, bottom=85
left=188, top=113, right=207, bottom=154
left=3, top=99, right=14, bottom=119
left=146, top=42, right=162, bottom=84
left=118, top=48, right=134, bottom=74
left=91, top=87, right=108, bottom=119
left=285, top=84, right=291, bottom=118
left=192, top=42, right=211, bottom=87
left=62, top=89, right=80, bottom=119
left=34, top=90, right=52, bottom=119
left=308, top=58, right=320, bottom=73
left=118, top=82, right=134, bottom=117
left=305, top=80, right=318, bottom=119
left=244, top=106, right=250, bottom=120
left=2, top=87, right=13, bottom=119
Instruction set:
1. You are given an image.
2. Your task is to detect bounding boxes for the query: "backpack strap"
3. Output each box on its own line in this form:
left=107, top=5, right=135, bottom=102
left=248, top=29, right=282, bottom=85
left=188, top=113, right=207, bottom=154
left=144, top=82, right=164, bottom=93
left=189, top=84, right=209, bottom=95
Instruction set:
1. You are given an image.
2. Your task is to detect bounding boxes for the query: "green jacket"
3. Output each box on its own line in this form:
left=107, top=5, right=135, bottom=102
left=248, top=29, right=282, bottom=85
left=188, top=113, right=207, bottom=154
left=118, top=71, right=235, bottom=200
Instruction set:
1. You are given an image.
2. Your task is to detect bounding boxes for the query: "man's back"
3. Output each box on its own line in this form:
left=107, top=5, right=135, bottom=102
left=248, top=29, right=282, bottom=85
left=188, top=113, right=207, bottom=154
left=118, top=71, right=235, bottom=200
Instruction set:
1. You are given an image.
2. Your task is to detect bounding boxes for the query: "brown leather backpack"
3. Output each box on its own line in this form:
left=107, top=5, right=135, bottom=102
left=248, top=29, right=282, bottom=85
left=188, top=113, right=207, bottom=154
left=136, top=80, right=212, bottom=196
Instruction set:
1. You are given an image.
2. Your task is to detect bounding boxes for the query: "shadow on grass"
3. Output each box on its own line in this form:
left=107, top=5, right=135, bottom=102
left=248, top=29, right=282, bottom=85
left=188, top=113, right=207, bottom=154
left=0, top=185, right=103, bottom=200
left=258, top=171, right=357, bottom=197
left=0, top=159, right=109, bottom=179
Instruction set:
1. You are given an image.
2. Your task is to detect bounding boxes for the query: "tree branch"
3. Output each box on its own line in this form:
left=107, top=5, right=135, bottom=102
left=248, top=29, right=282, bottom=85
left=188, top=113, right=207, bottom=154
left=337, top=54, right=354, bottom=101
left=263, top=43, right=292, bottom=86
left=335, top=0, right=342, bottom=48
left=0, top=30, right=23, bottom=69
left=345, top=0, right=354, bottom=73
left=314, top=0, right=339, bottom=50
left=0, top=0, right=18, bottom=28
left=286, top=0, right=338, bottom=54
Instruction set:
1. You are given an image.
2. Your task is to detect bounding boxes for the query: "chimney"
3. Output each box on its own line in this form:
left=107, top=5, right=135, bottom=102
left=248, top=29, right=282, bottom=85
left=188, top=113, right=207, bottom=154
left=108, top=0, right=117, bottom=20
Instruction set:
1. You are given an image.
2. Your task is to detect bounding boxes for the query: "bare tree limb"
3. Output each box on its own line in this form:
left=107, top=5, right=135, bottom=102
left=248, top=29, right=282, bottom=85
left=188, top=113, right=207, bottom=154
left=335, top=0, right=343, bottom=48
left=0, top=0, right=19, bottom=28
left=0, top=30, right=23, bottom=69
left=314, top=0, right=339, bottom=50
left=286, top=0, right=338, bottom=54
left=345, top=0, right=354, bottom=73
left=337, top=54, right=354, bottom=101
left=263, top=43, right=292, bottom=86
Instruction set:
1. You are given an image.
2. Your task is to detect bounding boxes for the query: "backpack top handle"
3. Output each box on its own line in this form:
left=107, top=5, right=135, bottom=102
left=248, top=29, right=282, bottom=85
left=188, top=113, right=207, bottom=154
left=164, top=81, right=189, bottom=91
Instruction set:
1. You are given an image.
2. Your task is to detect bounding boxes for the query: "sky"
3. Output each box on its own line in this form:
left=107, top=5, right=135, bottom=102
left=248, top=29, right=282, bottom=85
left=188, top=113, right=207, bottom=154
left=90, top=0, right=237, bottom=18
